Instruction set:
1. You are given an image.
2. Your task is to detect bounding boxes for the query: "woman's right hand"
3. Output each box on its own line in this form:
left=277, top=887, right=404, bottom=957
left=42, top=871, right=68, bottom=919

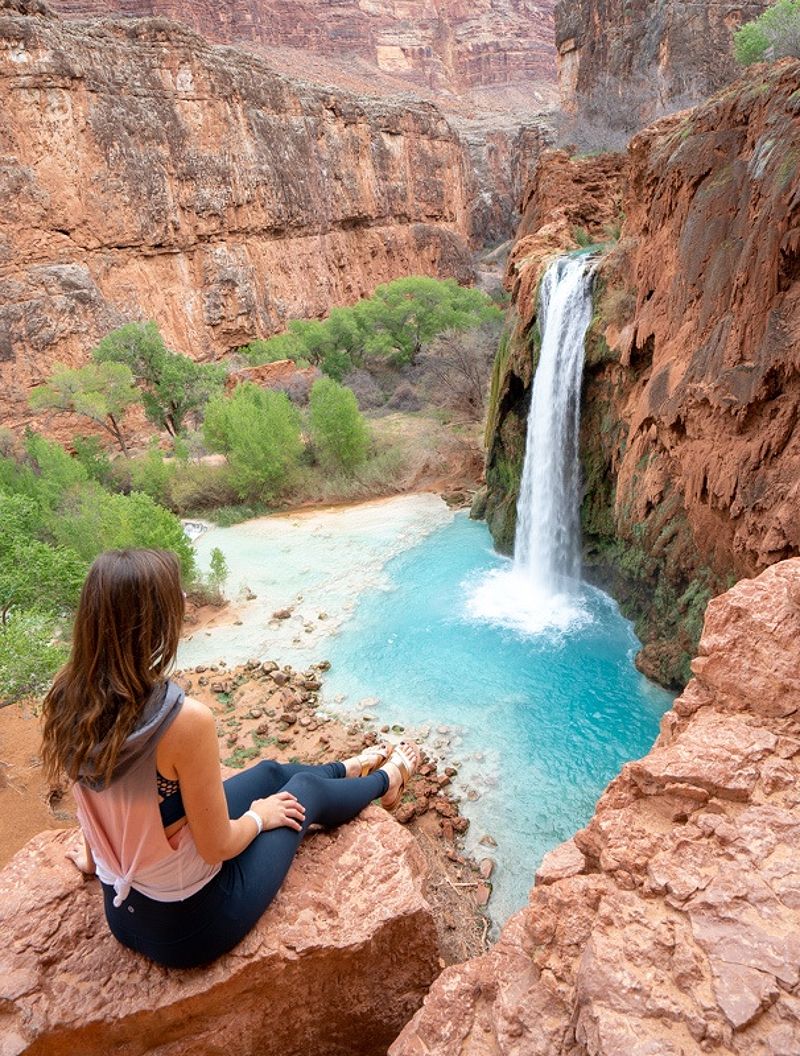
left=250, top=791, right=306, bottom=832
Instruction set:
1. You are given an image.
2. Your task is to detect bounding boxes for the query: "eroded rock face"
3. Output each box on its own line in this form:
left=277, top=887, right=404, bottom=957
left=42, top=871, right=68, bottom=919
left=48, top=0, right=557, bottom=95
left=391, top=557, right=800, bottom=1055
left=0, top=807, right=439, bottom=1056
left=0, top=2, right=481, bottom=428
left=554, top=0, right=769, bottom=135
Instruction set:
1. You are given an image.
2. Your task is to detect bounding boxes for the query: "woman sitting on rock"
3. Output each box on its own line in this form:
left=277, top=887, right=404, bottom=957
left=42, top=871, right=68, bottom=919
left=41, top=548, right=419, bottom=970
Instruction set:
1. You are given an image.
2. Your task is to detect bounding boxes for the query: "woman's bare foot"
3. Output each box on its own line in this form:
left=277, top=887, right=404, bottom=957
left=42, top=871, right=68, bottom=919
left=379, top=741, right=420, bottom=811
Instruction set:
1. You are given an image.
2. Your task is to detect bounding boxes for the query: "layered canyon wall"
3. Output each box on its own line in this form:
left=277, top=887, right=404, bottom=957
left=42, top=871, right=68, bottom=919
left=47, top=0, right=557, bottom=96
left=393, top=556, right=800, bottom=1055
left=555, top=0, right=770, bottom=138
left=0, top=0, right=516, bottom=429
left=483, top=61, right=800, bottom=687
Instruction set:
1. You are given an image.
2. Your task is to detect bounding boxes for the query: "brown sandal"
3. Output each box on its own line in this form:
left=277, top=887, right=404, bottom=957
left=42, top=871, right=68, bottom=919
left=381, top=741, right=420, bottom=812
left=354, top=741, right=392, bottom=777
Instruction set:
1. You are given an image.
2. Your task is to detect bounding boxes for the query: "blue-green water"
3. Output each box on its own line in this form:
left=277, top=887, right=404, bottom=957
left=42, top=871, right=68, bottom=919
left=323, top=512, right=673, bottom=922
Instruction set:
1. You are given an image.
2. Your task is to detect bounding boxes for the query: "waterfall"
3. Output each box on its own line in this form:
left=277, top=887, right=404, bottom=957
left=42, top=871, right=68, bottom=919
left=466, top=254, right=595, bottom=635
left=513, top=255, right=594, bottom=594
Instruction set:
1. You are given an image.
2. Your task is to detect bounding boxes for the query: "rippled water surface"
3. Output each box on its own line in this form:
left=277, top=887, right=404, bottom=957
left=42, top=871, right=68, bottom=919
left=181, top=496, right=673, bottom=923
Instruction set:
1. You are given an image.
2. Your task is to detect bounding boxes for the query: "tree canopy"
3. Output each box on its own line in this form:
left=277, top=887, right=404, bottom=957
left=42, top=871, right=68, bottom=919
left=734, top=0, right=800, bottom=63
left=29, top=361, right=137, bottom=455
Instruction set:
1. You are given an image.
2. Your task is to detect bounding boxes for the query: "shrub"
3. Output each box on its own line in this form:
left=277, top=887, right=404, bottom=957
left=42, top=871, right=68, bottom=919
left=308, top=378, right=370, bottom=472
left=203, top=384, right=303, bottom=501
left=419, top=324, right=498, bottom=420
left=72, top=435, right=114, bottom=487
left=0, top=610, right=68, bottom=703
left=53, top=485, right=196, bottom=583
left=735, top=0, right=800, bottom=64
left=130, top=443, right=176, bottom=505
left=167, top=460, right=239, bottom=514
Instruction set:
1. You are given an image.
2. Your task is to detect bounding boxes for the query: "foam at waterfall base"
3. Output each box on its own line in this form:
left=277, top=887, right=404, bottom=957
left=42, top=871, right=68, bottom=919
left=464, top=564, right=593, bottom=638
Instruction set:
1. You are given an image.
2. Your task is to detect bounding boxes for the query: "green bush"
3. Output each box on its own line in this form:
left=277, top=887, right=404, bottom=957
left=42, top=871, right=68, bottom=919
left=130, top=443, right=176, bottom=505
left=72, top=435, right=114, bottom=486
left=0, top=610, right=68, bottom=704
left=203, top=384, right=302, bottom=501
left=53, top=485, right=196, bottom=582
left=734, top=0, right=800, bottom=63
left=167, top=460, right=239, bottom=514
left=308, top=378, right=370, bottom=472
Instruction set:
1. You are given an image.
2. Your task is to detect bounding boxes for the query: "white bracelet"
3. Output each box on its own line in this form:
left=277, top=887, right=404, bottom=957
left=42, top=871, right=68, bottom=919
left=243, top=809, right=263, bottom=835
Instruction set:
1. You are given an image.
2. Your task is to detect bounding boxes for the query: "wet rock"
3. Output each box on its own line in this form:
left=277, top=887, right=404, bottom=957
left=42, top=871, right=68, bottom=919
left=272, top=609, right=293, bottom=620
left=478, top=859, right=495, bottom=880
left=478, top=834, right=497, bottom=848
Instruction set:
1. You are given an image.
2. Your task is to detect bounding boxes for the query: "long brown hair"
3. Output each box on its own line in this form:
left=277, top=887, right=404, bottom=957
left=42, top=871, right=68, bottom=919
left=41, top=548, right=185, bottom=787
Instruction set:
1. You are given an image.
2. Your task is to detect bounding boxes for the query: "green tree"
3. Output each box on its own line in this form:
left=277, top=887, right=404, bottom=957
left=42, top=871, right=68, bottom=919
left=308, top=378, right=370, bottom=472
left=734, top=0, right=800, bottom=63
left=29, top=362, right=137, bottom=455
left=203, top=384, right=303, bottom=501
left=94, top=321, right=226, bottom=436
left=354, top=277, right=502, bottom=366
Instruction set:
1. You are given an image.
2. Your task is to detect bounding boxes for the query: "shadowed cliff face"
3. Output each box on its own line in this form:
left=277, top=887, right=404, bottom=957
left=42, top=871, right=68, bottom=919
left=0, top=1, right=500, bottom=428
left=484, top=62, right=800, bottom=688
left=48, top=0, right=557, bottom=95
left=555, top=0, right=770, bottom=138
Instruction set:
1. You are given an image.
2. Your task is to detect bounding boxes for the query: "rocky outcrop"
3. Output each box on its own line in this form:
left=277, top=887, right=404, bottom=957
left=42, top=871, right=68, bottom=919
left=554, top=0, right=770, bottom=138
left=48, top=0, right=557, bottom=96
left=484, top=62, right=800, bottom=687
left=391, top=556, right=800, bottom=1055
left=0, top=1, right=488, bottom=429
left=0, top=808, right=439, bottom=1055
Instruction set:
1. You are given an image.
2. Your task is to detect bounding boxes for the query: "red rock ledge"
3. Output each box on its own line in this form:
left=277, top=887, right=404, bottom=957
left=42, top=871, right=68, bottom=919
left=0, top=807, right=439, bottom=1056
left=391, top=557, right=800, bottom=1055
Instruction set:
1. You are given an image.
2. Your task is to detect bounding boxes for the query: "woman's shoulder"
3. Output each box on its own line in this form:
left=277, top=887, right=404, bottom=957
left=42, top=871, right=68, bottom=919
left=163, top=692, right=216, bottom=745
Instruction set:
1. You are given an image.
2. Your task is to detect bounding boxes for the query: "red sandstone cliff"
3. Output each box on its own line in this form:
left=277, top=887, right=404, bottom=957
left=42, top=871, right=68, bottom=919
left=484, top=61, right=800, bottom=687
left=48, top=0, right=557, bottom=96
left=555, top=0, right=770, bottom=139
left=392, top=555, right=800, bottom=1055
left=0, top=1, right=480, bottom=428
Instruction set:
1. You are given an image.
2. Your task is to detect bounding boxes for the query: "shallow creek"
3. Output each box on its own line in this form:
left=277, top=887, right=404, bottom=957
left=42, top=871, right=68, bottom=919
left=180, top=493, right=673, bottom=923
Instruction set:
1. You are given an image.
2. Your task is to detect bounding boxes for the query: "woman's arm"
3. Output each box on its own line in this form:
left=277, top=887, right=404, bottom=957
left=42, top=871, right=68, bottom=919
left=166, top=698, right=305, bottom=864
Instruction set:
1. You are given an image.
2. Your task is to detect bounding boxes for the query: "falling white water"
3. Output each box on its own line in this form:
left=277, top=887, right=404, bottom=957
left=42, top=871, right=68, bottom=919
left=514, top=255, right=594, bottom=591
left=466, top=254, right=595, bottom=635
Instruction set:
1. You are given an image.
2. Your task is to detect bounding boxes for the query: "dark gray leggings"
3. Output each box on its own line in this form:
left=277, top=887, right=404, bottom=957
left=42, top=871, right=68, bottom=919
left=102, top=759, right=390, bottom=968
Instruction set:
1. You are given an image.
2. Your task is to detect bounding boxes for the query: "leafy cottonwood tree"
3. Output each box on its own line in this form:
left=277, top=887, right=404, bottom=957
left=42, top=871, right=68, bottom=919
left=94, top=321, right=226, bottom=436
left=29, top=361, right=137, bottom=455
left=308, top=378, right=370, bottom=472
left=735, top=0, right=800, bottom=63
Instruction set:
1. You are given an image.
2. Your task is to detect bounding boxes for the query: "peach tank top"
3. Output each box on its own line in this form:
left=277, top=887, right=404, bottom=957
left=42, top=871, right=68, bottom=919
left=72, top=681, right=221, bottom=907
